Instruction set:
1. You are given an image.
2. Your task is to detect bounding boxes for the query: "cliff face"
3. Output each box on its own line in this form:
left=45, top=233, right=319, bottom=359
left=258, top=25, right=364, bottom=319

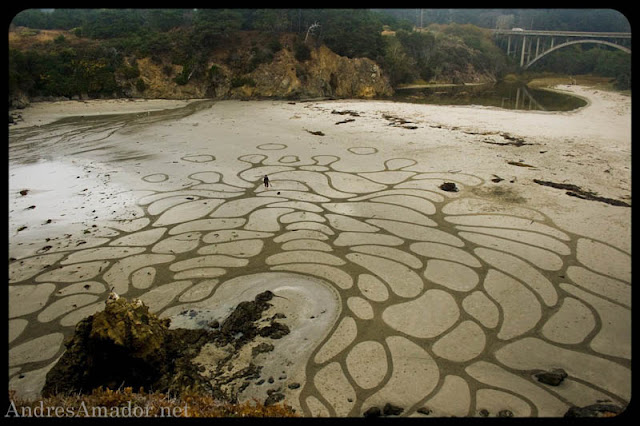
left=130, top=44, right=393, bottom=101
left=9, top=29, right=394, bottom=107
left=246, top=45, right=392, bottom=99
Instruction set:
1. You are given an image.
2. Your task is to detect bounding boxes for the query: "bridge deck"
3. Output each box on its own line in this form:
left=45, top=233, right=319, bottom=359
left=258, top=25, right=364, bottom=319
left=493, top=29, right=631, bottom=38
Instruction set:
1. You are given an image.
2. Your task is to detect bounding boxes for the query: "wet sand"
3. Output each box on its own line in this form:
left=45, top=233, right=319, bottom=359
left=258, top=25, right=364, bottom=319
left=8, top=86, right=631, bottom=416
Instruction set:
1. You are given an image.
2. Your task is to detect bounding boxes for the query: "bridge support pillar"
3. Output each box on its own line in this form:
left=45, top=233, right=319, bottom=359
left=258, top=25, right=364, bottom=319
left=520, top=36, right=527, bottom=67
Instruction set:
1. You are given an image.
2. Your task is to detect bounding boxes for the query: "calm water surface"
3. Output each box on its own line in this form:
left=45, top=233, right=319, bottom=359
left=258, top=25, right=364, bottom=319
left=390, top=82, right=587, bottom=111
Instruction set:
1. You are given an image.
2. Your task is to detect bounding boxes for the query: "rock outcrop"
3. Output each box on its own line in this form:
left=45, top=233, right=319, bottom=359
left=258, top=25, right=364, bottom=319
left=121, top=40, right=393, bottom=101
left=42, top=291, right=289, bottom=402
left=244, top=45, right=393, bottom=99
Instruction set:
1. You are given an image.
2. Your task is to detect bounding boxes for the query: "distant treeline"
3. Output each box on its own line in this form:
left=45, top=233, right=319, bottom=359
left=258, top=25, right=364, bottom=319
left=374, top=8, right=631, bottom=33
left=9, top=8, right=631, bottom=102
left=12, top=8, right=631, bottom=36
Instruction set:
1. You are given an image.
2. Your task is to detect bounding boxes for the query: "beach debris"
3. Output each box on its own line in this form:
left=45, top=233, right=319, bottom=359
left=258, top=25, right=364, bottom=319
left=331, top=109, right=360, bottom=117
left=508, top=160, right=536, bottom=168
left=335, top=118, right=355, bottom=125
left=475, top=131, right=529, bottom=146
left=439, top=182, right=459, bottom=192
left=383, top=113, right=418, bottom=129
left=533, top=179, right=630, bottom=207
left=304, top=129, right=325, bottom=136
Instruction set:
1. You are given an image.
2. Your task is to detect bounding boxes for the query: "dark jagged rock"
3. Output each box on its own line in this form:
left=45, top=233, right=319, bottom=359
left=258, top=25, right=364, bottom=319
left=258, top=322, right=290, bottom=339
left=498, top=409, right=514, bottom=417
left=252, top=342, right=275, bottom=357
left=363, top=406, right=382, bottom=417
left=43, top=291, right=290, bottom=400
left=42, top=296, right=214, bottom=397
left=440, top=182, right=459, bottom=192
left=264, top=390, right=286, bottom=406
left=535, top=368, right=568, bottom=386
left=564, top=403, right=624, bottom=417
left=383, top=403, right=404, bottom=416
left=217, top=290, right=289, bottom=347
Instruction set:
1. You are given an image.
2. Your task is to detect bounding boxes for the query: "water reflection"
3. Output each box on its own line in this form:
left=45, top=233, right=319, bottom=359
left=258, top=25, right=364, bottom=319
left=390, top=82, right=587, bottom=112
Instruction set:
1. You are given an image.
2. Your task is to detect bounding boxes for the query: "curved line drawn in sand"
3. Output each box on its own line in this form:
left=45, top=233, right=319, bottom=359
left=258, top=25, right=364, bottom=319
left=181, top=154, right=216, bottom=163
left=258, top=143, right=287, bottom=151
left=348, top=147, right=378, bottom=155
left=142, top=173, right=169, bottom=183
left=8, top=146, right=630, bottom=417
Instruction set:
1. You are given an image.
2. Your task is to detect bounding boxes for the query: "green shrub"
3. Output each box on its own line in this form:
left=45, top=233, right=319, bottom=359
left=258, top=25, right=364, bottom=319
left=119, top=64, right=140, bottom=79
left=231, top=76, right=256, bottom=88
left=294, top=41, right=311, bottom=62
left=135, top=78, right=146, bottom=92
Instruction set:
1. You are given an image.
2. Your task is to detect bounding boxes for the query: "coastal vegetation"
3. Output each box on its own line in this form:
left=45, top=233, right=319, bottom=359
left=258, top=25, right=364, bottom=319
left=9, top=9, right=630, bottom=107
left=8, top=388, right=298, bottom=418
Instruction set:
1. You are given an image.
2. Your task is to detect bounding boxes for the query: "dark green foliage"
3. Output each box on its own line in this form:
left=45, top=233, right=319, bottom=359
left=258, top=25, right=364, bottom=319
left=371, top=9, right=630, bottom=33
left=9, top=42, right=121, bottom=98
left=294, top=40, right=311, bottom=62
left=312, top=9, right=385, bottom=59
left=173, top=65, right=192, bottom=86
left=9, top=8, right=630, bottom=102
left=532, top=45, right=631, bottom=89
left=135, top=78, right=147, bottom=92
left=380, top=36, right=419, bottom=86
left=119, top=64, right=140, bottom=80
left=231, top=76, right=256, bottom=88
left=249, top=47, right=274, bottom=71
left=84, top=9, right=145, bottom=39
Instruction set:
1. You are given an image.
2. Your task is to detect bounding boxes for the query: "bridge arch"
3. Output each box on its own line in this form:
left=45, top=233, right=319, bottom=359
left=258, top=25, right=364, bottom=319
left=524, top=39, right=631, bottom=69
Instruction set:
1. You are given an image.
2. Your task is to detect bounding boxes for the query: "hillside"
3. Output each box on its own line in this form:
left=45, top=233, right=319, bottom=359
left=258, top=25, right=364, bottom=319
left=9, top=26, right=394, bottom=108
left=8, top=13, right=504, bottom=109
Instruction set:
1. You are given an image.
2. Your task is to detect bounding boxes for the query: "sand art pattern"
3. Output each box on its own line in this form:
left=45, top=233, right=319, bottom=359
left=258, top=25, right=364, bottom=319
left=9, top=144, right=631, bottom=417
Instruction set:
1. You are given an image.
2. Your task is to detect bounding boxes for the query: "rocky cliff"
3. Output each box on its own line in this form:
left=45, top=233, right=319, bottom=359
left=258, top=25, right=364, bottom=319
left=10, top=29, right=393, bottom=109
left=129, top=43, right=393, bottom=101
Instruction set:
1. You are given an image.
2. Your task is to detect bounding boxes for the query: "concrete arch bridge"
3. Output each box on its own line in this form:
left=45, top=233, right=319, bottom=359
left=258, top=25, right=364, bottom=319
left=493, top=29, right=631, bottom=69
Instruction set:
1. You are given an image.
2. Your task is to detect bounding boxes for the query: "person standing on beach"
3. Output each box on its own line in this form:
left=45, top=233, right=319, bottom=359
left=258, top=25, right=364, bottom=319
left=263, top=175, right=270, bottom=188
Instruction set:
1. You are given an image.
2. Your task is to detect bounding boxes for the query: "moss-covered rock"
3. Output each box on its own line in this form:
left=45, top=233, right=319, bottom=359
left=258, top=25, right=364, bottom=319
left=42, top=291, right=290, bottom=403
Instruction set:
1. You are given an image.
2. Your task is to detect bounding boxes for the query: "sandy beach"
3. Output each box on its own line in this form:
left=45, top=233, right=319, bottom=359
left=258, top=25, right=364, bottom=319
left=8, top=86, right=631, bottom=416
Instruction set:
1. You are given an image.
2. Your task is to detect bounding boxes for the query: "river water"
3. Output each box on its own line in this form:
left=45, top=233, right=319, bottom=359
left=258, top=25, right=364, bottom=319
left=389, top=82, right=587, bottom=111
